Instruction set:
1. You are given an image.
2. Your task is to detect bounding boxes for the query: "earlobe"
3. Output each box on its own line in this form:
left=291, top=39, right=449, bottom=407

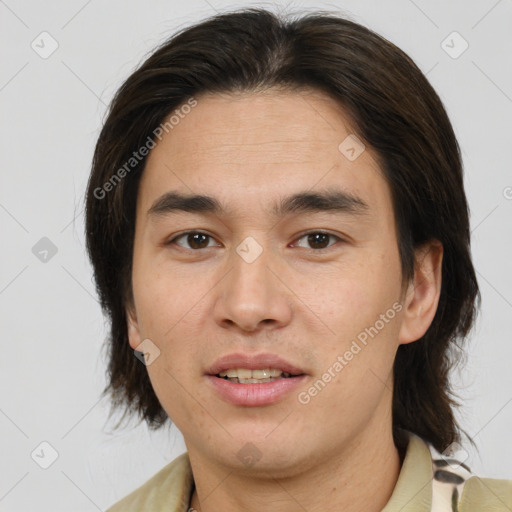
left=126, top=305, right=142, bottom=350
left=398, top=240, right=443, bottom=345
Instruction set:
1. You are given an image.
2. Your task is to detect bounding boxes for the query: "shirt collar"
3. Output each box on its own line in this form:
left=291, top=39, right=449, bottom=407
left=381, top=430, right=434, bottom=512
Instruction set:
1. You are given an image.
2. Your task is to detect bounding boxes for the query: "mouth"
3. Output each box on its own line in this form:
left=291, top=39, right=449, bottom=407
left=205, top=353, right=308, bottom=406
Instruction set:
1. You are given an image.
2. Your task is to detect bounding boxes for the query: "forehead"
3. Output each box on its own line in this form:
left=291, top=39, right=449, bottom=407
left=138, top=88, right=391, bottom=221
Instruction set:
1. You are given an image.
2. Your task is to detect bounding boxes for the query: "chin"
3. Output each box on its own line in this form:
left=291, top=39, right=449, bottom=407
left=207, top=431, right=318, bottom=478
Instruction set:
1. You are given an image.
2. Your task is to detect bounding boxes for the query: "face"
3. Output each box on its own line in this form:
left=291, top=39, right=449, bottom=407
left=127, top=88, right=439, bottom=477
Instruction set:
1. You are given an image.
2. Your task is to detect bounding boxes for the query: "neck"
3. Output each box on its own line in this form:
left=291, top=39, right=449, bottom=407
left=188, top=420, right=403, bottom=512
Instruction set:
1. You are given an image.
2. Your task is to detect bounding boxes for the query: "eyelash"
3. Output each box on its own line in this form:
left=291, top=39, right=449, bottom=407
left=166, top=230, right=343, bottom=251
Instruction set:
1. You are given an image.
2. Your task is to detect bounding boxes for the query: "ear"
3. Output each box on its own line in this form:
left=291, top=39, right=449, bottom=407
left=126, top=302, right=143, bottom=350
left=398, top=240, right=443, bottom=345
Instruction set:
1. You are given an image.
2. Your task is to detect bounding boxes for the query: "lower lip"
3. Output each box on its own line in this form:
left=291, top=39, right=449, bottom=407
left=206, top=375, right=308, bottom=406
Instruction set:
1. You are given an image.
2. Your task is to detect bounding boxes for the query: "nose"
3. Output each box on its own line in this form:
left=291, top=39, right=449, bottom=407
left=213, top=241, right=293, bottom=333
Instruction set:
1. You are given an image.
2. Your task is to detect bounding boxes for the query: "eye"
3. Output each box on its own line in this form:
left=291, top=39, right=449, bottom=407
left=166, top=230, right=343, bottom=251
left=167, top=231, right=218, bottom=250
left=293, top=231, right=342, bottom=250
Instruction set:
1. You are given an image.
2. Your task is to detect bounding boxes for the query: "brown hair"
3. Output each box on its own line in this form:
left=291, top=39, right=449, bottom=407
left=85, top=8, right=479, bottom=453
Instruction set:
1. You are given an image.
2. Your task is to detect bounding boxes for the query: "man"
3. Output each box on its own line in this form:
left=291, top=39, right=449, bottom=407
left=85, top=8, right=512, bottom=512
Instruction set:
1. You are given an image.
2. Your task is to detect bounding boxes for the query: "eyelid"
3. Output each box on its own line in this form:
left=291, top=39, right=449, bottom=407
left=166, top=231, right=220, bottom=249
left=166, top=230, right=344, bottom=251
left=292, top=230, right=343, bottom=250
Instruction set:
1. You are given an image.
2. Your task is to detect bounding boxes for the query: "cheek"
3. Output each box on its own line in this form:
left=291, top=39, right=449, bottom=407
left=132, top=260, right=187, bottom=336
left=312, top=254, right=399, bottom=325
left=304, top=254, right=403, bottom=376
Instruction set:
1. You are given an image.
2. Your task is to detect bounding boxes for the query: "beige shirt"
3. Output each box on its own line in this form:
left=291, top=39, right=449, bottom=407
left=107, top=431, right=512, bottom=511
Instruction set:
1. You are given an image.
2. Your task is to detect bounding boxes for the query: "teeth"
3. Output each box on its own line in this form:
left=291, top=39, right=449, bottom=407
left=218, top=368, right=292, bottom=380
left=237, top=368, right=252, bottom=379
left=252, top=369, right=270, bottom=379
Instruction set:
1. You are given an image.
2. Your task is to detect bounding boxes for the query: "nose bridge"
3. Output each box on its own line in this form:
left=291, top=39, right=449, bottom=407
left=229, top=235, right=274, bottom=301
left=214, top=234, right=291, bottom=331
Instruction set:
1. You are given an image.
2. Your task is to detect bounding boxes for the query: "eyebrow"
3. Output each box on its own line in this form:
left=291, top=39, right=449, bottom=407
left=147, top=189, right=370, bottom=219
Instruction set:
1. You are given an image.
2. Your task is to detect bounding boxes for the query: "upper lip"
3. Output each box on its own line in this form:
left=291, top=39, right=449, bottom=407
left=206, top=352, right=306, bottom=376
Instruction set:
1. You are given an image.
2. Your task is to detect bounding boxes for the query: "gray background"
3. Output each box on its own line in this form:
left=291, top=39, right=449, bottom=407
left=1, top=0, right=511, bottom=510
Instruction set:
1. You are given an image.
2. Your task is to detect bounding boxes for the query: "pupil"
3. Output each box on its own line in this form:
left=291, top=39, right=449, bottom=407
left=189, top=233, right=209, bottom=249
left=308, top=233, right=329, bottom=249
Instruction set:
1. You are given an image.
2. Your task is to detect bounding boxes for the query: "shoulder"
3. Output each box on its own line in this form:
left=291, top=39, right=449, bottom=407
left=106, top=452, right=194, bottom=512
left=460, top=475, right=512, bottom=510
left=408, top=430, right=512, bottom=511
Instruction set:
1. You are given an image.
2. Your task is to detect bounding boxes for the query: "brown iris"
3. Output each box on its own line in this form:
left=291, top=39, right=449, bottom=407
left=306, top=233, right=330, bottom=249
left=187, top=233, right=210, bottom=249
